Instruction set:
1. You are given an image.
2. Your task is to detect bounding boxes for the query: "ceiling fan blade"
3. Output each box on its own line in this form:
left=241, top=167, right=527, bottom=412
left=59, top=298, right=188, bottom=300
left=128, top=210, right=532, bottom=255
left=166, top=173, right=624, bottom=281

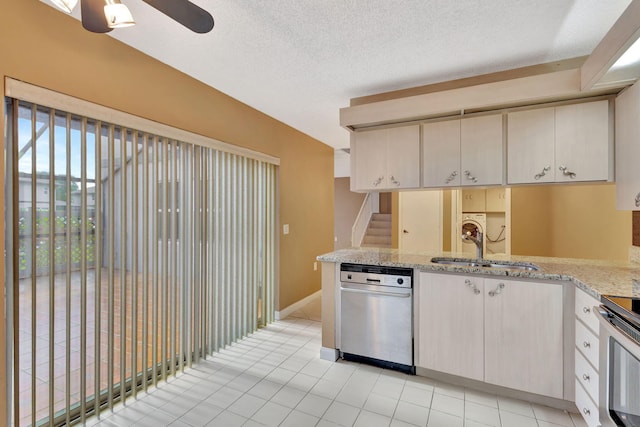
left=81, top=0, right=113, bottom=33
left=141, top=0, right=214, bottom=33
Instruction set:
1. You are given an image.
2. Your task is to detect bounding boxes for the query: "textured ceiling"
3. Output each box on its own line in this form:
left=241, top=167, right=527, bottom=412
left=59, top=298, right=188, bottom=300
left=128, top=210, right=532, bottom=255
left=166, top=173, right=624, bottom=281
left=46, top=0, right=632, bottom=150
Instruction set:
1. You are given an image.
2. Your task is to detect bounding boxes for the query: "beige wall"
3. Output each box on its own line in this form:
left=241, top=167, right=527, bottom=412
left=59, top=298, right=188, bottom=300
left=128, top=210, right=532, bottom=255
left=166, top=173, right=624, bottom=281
left=334, top=178, right=366, bottom=250
left=0, top=1, right=335, bottom=419
left=511, top=184, right=630, bottom=260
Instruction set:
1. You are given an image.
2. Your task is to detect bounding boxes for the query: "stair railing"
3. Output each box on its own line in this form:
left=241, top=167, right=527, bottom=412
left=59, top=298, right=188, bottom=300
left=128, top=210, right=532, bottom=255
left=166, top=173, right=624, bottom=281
left=351, top=192, right=380, bottom=247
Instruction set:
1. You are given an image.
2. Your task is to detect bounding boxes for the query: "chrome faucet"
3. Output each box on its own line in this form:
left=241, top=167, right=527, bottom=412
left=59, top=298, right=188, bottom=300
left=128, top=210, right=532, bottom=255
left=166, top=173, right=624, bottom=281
left=462, top=231, right=483, bottom=259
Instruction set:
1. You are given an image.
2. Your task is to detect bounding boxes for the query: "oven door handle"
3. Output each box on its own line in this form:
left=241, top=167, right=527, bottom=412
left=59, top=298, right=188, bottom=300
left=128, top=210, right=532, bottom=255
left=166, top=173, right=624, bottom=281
left=340, top=286, right=411, bottom=298
left=595, top=306, right=640, bottom=358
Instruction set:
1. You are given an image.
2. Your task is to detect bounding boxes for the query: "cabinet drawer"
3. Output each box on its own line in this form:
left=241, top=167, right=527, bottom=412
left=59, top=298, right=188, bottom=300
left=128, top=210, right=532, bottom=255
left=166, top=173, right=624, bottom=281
left=575, top=289, right=600, bottom=334
left=575, top=350, right=599, bottom=402
left=575, top=380, right=600, bottom=427
left=576, top=319, right=599, bottom=367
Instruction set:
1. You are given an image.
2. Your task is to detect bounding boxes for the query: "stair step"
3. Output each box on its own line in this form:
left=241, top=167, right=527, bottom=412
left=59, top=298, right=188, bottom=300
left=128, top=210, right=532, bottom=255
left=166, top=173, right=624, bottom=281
left=371, top=213, right=391, bottom=221
left=366, top=228, right=390, bottom=236
left=369, top=220, right=392, bottom=229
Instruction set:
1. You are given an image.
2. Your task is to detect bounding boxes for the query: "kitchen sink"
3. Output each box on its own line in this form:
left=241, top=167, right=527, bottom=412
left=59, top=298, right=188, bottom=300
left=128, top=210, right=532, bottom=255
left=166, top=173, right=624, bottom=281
left=430, top=258, right=540, bottom=271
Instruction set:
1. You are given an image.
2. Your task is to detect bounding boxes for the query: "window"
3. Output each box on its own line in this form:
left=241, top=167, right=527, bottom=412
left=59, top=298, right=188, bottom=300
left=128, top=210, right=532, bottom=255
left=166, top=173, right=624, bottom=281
left=5, top=89, right=277, bottom=426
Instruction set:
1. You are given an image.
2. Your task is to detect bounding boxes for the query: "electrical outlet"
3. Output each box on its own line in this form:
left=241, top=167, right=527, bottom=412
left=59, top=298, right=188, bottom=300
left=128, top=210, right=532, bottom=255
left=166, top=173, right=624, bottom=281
left=313, top=261, right=318, bottom=271
left=283, top=224, right=289, bottom=235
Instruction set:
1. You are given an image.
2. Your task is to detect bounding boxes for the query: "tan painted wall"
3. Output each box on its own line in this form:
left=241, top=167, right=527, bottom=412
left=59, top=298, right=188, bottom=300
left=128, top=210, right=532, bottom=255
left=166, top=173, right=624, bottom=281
left=0, top=1, right=335, bottom=419
left=511, top=184, right=630, bottom=260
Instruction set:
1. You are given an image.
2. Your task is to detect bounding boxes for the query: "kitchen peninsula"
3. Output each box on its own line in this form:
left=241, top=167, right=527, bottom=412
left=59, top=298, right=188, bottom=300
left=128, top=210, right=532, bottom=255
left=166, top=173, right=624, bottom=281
left=317, top=247, right=640, bottom=418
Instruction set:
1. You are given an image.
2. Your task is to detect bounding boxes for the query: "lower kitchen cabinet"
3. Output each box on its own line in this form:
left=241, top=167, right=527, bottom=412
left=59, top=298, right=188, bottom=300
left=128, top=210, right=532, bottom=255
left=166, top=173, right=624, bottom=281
left=417, top=272, right=564, bottom=398
left=417, top=273, right=484, bottom=381
left=484, top=277, right=564, bottom=398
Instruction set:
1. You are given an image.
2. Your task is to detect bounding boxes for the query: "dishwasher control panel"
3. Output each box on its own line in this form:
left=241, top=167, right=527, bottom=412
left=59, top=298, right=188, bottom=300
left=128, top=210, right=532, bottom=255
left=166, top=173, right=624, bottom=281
left=340, top=263, right=412, bottom=288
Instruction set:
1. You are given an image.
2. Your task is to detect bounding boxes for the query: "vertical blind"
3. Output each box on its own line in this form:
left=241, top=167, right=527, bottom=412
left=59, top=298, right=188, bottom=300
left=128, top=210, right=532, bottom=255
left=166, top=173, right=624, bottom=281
left=6, top=98, right=277, bottom=426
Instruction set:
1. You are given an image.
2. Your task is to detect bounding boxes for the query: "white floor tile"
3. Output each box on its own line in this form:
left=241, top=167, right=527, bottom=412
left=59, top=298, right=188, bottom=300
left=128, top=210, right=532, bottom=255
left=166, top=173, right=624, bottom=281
left=465, top=389, right=498, bottom=408
left=296, top=393, right=333, bottom=418
left=204, top=387, right=243, bottom=409
left=394, top=401, right=430, bottom=426
left=426, top=409, right=464, bottom=427
left=499, top=410, right=539, bottom=427
left=400, top=385, right=433, bottom=408
left=226, top=372, right=262, bottom=392
left=227, top=394, right=267, bottom=418
left=363, top=393, right=399, bottom=417
left=317, top=420, right=342, bottom=427
left=322, top=401, right=361, bottom=427
left=430, top=393, right=464, bottom=418
left=269, top=385, right=307, bottom=408
left=496, top=396, right=535, bottom=418
left=372, top=378, right=405, bottom=400
left=354, top=409, right=392, bottom=427
left=433, top=382, right=465, bottom=399
left=280, top=409, right=320, bottom=427
left=178, top=401, right=223, bottom=426
left=310, top=378, right=344, bottom=399
left=287, top=372, right=319, bottom=392
left=390, top=419, right=419, bottom=427
left=205, top=410, right=247, bottom=427
left=247, top=379, right=283, bottom=400
left=532, top=404, right=575, bottom=427
left=464, top=401, right=501, bottom=427
left=250, top=401, right=292, bottom=427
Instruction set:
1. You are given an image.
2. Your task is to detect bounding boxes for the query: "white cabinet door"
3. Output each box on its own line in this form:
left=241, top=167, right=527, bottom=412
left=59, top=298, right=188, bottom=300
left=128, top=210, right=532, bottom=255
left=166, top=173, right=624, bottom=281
left=555, top=100, right=610, bottom=183
left=461, top=114, right=504, bottom=186
left=351, top=125, right=420, bottom=191
left=616, top=81, right=640, bottom=210
left=507, top=107, right=555, bottom=184
left=386, top=125, right=421, bottom=189
left=484, top=278, right=564, bottom=399
left=423, top=120, right=461, bottom=187
left=352, top=129, right=388, bottom=191
left=417, top=273, right=484, bottom=381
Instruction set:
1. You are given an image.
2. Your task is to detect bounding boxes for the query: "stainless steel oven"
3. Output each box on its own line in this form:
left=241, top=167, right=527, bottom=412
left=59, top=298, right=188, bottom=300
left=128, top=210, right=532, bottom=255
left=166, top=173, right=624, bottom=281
left=597, top=296, right=640, bottom=427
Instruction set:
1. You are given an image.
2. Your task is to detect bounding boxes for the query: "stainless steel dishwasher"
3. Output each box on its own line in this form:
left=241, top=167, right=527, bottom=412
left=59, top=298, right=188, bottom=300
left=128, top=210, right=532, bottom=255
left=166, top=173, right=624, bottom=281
left=339, top=263, right=415, bottom=374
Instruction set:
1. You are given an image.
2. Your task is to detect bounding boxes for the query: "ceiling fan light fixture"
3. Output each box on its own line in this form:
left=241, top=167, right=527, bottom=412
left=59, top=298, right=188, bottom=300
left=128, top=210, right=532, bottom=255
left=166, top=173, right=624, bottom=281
left=104, top=2, right=136, bottom=28
left=50, top=0, right=78, bottom=13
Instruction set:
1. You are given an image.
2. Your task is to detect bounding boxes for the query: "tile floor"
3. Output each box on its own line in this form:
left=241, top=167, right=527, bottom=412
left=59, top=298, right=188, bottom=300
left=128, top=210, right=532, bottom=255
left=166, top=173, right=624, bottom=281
left=87, top=297, right=587, bottom=427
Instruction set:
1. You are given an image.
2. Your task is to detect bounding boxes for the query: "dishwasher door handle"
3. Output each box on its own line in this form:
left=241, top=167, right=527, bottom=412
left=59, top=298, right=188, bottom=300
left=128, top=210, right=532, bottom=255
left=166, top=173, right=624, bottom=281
left=340, top=286, right=411, bottom=298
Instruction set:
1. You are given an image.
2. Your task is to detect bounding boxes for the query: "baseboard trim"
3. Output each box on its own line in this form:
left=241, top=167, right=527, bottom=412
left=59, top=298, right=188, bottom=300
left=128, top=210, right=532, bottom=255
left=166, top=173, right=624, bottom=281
left=320, top=347, right=339, bottom=362
left=275, top=290, right=321, bottom=320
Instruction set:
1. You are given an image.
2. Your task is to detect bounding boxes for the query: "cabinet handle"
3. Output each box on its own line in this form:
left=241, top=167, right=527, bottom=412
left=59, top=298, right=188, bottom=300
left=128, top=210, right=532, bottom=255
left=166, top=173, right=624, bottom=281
left=465, top=279, right=481, bottom=295
left=583, top=408, right=591, bottom=416
left=583, top=341, right=591, bottom=348
left=635, top=192, right=640, bottom=208
left=534, top=166, right=551, bottom=180
left=583, top=306, right=591, bottom=314
left=464, top=170, right=478, bottom=183
left=445, top=171, right=458, bottom=184
left=372, top=176, right=384, bottom=187
left=488, top=282, right=505, bottom=297
left=582, top=373, right=590, bottom=382
left=390, top=175, right=400, bottom=186
left=558, top=166, right=576, bottom=179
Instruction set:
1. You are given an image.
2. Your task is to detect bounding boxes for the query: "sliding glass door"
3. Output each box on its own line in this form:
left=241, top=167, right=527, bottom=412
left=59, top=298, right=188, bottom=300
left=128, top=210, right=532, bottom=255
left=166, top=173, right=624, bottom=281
left=6, top=98, right=277, bottom=426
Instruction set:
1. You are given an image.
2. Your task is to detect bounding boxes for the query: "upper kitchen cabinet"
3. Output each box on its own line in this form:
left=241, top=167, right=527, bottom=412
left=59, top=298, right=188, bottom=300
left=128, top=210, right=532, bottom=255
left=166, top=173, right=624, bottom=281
left=350, top=125, right=420, bottom=192
left=423, top=114, right=504, bottom=188
left=507, top=100, right=612, bottom=184
left=615, top=80, right=640, bottom=210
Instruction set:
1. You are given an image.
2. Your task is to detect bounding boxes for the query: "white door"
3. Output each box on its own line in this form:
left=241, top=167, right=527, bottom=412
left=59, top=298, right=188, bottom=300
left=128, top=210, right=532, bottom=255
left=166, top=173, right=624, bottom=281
left=399, top=190, right=443, bottom=253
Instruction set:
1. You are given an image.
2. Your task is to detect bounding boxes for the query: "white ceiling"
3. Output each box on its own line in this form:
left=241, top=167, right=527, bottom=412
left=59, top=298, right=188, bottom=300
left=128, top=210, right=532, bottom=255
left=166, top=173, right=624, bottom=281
left=45, top=0, right=632, bottom=150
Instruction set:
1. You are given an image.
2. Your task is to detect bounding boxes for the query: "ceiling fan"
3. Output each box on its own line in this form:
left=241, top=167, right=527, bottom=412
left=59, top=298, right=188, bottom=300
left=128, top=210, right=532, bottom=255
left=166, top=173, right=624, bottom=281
left=50, top=0, right=214, bottom=34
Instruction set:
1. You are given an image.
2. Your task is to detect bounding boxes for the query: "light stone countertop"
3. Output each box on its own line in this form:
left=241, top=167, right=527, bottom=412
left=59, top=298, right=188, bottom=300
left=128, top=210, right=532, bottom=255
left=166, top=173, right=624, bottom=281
left=317, top=247, right=640, bottom=300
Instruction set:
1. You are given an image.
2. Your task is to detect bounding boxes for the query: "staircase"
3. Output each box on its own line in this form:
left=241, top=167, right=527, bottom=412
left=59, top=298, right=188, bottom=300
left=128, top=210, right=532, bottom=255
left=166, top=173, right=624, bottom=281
left=361, top=213, right=392, bottom=247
